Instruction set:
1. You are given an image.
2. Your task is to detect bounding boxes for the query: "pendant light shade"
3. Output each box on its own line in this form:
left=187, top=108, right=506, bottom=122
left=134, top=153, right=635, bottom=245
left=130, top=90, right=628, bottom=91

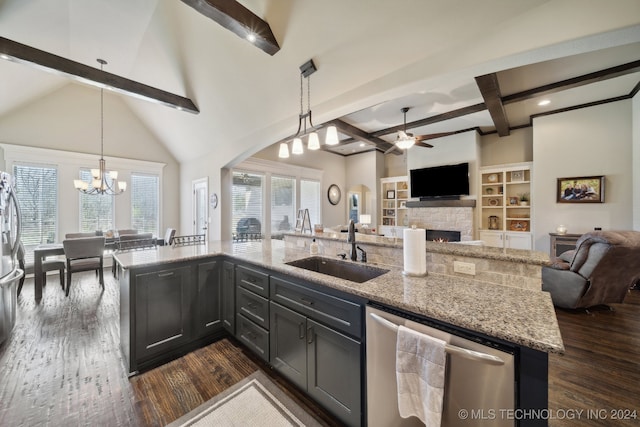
left=278, top=142, right=290, bottom=158
left=291, top=137, right=304, bottom=154
left=307, top=132, right=320, bottom=150
left=325, top=125, right=339, bottom=145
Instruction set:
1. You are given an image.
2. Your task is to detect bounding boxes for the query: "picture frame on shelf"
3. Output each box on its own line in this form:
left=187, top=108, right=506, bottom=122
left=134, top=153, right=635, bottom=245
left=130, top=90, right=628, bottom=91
left=386, top=190, right=395, bottom=199
left=399, top=201, right=406, bottom=208
left=510, top=220, right=529, bottom=231
left=511, top=170, right=525, bottom=182
left=557, top=175, right=604, bottom=203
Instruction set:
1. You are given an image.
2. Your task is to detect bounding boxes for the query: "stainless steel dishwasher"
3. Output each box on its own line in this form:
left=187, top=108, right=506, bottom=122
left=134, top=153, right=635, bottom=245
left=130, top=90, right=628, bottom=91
left=366, top=305, right=515, bottom=426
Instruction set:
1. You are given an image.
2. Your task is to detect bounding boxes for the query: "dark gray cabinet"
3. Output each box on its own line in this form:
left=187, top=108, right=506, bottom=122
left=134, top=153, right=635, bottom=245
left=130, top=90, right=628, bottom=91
left=235, top=263, right=271, bottom=362
left=134, top=265, right=192, bottom=361
left=195, top=260, right=222, bottom=338
left=221, top=261, right=235, bottom=334
left=269, top=276, right=363, bottom=427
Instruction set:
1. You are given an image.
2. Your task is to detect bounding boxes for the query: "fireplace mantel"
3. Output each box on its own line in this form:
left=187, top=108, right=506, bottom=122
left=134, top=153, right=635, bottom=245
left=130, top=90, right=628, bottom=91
left=406, top=199, right=476, bottom=208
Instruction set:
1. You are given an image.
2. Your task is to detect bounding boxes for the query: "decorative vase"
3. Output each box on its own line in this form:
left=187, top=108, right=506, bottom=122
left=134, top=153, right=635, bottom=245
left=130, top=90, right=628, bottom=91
left=520, top=201, right=529, bottom=206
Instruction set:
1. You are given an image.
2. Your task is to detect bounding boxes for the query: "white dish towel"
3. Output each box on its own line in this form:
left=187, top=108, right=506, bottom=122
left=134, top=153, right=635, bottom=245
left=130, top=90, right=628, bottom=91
left=396, top=325, right=447, bottom=426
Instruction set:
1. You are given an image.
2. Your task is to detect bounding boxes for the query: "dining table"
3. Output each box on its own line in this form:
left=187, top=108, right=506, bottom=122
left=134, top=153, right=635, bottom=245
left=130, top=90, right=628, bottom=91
left=32, top=239, right=120, bottom=300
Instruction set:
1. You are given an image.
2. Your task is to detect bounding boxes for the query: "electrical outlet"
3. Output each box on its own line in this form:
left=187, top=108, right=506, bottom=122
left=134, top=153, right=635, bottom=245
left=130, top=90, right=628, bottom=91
left=454, top=261, right=476, bottom=276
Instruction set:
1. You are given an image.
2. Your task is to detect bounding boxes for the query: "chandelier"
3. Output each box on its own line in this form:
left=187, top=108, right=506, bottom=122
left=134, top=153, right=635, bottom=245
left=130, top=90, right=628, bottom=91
left=74, top=59, right=127, bottom=195
left=279, top=59, right=339, bottom=158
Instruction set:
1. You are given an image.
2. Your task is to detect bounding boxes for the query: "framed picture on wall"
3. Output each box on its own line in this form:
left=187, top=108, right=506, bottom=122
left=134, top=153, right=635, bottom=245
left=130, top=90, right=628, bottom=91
left=557, top=176, right=605, bottom=203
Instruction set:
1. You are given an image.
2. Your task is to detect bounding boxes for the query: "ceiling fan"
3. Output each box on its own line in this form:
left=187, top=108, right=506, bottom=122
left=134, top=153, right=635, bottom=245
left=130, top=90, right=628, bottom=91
left=384, top=107, right=441, bottom=154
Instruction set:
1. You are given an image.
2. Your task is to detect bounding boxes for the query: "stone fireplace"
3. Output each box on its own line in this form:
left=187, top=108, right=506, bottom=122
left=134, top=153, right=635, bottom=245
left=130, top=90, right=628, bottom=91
left=426, top=229, right=461, bottom=242
left=407, top=207, right=474, bottom=241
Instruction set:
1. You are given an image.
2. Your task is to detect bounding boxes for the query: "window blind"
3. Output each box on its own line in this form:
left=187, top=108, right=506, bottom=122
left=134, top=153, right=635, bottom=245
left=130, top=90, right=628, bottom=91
left=79, top=169, right=114, bottom=232
left=271, top=175, right=295, bottom=236
left=131, top=173, right=159, bottom=235
left=13, top=164, right=58, bottom=246
left=232, top=172, right=264, bottom=238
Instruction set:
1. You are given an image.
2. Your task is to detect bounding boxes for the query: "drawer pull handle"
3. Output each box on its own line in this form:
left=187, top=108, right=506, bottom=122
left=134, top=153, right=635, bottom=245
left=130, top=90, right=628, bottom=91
left=307, top=326, right=314, bottom=344
left=298, top=322, right=305, bottom=339
left=300, top=297, right=314, bottom=306
left=157, top=272, right=174, bottom=277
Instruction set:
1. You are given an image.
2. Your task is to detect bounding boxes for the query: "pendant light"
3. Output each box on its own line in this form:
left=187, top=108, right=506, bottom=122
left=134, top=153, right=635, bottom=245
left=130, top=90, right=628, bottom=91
left=278, top=59, right=339, bottom=158
left=73, top=59, right=127, bottom=195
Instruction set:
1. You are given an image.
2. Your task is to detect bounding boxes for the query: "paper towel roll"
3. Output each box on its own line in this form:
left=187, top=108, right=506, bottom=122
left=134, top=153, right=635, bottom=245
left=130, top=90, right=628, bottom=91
left=403, top=227, right=427, bottom=276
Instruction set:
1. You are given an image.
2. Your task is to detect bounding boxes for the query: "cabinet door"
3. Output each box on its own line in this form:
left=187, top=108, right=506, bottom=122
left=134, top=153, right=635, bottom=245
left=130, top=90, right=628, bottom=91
left=269, top=302, right=307, bottom=390
left=307, top=319, right=362, bottom=427
left=195, top=260, right=222, bottom=338
left=505, top=232, right=532, bottom=250
left=479, top=230, right=504, bottom=248
left=134, top=266, right=192, bottom=360
left=221, top=261, right=235, bottom=334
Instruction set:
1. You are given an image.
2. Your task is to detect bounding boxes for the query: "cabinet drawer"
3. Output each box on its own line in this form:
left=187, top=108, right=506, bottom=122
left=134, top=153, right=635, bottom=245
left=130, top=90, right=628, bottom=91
left=270, top=276, right=362, bottom=338
left=236, top=313, right=269, bottom=362
left=236, top=286, right=269, bottom=330
left=236, top=265, right=269, bottom=298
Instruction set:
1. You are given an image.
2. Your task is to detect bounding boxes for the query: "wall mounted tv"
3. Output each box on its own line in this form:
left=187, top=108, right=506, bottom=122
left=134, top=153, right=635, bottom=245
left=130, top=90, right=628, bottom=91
left=410, top=162, right=470, bottom=200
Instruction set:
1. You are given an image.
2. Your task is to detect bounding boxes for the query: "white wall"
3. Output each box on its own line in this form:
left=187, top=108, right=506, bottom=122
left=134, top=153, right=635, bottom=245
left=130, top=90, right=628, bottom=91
left=0, top=84, right=180, bottom=236
left=532, top=100, right=633, bottom=251
left=406, top=130, right=481, bottom=199
left=481, top=128, right=533, bottom=166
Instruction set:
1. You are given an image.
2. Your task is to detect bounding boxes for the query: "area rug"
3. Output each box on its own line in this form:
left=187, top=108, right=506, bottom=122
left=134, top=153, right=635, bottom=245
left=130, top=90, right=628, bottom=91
left=165, top=370, right=324, bottom=427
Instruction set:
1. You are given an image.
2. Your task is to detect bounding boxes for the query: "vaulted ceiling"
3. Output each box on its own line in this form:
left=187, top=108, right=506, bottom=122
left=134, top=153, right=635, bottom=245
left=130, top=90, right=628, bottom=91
left=1, top=0, right=639, bottom=163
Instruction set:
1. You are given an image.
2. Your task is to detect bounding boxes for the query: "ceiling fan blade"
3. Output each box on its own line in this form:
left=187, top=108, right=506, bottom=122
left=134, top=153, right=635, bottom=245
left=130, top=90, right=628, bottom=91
left=415, top=141, right=434, bottom=148
left=414, top=132, right=456, bottom=142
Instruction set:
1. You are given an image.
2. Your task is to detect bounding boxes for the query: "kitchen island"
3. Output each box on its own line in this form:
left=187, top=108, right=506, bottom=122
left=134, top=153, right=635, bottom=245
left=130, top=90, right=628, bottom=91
left=115, top=239, right=563, bottom=426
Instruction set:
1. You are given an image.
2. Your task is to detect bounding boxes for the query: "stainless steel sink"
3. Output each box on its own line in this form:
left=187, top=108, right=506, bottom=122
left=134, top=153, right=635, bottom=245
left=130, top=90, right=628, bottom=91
left=286, top=256, right=389, bottom=283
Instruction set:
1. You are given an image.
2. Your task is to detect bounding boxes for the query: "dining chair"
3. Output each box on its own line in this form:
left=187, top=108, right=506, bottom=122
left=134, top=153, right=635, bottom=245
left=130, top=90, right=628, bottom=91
left=17, top=241, right=65, bottom=296
left=117, top=229, right=138, bottom=237
left=65, top=232, right=96, bottom=239
left=164, top=228, right=176, bottom=246
left=62, top=236, right=105, bottom=297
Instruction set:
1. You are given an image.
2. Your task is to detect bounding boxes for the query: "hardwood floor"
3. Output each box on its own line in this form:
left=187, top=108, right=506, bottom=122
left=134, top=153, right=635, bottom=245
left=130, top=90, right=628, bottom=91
left=1, top=272, right=639, bottom=426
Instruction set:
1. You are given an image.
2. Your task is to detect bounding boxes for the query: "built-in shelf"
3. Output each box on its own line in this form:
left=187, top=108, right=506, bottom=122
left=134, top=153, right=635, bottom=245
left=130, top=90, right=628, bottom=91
left=406, top=199, right=476, bottom=208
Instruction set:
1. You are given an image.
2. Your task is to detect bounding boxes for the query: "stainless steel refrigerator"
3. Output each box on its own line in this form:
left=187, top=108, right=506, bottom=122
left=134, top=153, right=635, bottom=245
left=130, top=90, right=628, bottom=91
left=0, top=171, right=23, bottom=346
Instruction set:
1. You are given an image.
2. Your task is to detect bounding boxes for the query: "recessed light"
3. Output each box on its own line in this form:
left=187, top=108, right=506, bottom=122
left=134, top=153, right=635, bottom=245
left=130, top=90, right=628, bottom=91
left=538, top=99, right=551, bottom=106
left=246, top=33, right=257, bottom=43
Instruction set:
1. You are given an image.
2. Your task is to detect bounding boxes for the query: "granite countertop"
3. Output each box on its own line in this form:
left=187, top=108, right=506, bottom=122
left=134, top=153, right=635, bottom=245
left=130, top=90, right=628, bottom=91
left=284, top=231, right=551, bottom=266
left=114, top=240, right=564, bottom=354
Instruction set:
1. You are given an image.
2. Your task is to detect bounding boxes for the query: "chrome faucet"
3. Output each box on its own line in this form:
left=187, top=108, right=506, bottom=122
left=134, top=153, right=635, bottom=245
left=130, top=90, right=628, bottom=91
left=347, top=219, right=357, bottom=261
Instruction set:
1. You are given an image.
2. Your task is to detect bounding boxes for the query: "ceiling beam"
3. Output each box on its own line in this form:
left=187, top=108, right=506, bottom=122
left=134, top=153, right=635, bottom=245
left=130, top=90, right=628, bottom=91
left=370, top=103, right=486, bottom=137
left=502, top=59, right=640, bottom=104
left=0, top=37, right=199, bottom=114
left=475, top=73, right=510, bottom=137
left=180, top=0, right=280, bottom=56
left=325, top=119, right=399, bottom=154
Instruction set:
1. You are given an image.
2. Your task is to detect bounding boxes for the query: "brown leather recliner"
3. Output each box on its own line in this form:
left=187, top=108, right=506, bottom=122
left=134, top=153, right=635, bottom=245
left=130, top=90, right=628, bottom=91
left=542, top=231, right=640, bottom=309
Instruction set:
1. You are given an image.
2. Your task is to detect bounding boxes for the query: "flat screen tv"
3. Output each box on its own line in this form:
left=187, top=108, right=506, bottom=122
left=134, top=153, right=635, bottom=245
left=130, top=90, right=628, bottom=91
left=410, top=162, right=470, bottom=199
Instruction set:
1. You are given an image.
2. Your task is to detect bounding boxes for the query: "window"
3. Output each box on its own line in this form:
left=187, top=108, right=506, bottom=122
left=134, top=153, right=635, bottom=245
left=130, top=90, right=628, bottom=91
left=271, top=175, right=295, bottom=237
left=79, top=169, right=114, bottom=232
left=232, top=172, right=264, bottom=239
left=131, top=173, right=159, bottom=235
left=13, top=164, right=58, bottom=246
left=300, top=179, right=321, bottom=227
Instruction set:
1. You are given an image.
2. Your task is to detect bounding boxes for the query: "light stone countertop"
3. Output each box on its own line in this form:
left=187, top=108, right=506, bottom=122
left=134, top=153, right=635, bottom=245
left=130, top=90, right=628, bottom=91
left=114, top=240, right=564, bottom=354
left=284, top=231, right=551, bottom=266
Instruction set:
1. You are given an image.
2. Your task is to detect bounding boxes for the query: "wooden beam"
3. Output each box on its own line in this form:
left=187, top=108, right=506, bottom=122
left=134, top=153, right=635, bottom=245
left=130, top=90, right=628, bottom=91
left=502, top=59, right=640, bottom=104
left=180, top=0, right=280, bottom=56
left=475, top=73, right=510, bottom=137
left=370, top=103, right=486, bottom=137
left=0, top=37, right=199, bottom=114
left=325, top=119, right=398, bottom=154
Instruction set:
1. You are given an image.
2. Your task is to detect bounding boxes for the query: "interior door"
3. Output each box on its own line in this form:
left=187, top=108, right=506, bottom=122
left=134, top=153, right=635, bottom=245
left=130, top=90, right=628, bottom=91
left=192, top=178, right=208, bottom=240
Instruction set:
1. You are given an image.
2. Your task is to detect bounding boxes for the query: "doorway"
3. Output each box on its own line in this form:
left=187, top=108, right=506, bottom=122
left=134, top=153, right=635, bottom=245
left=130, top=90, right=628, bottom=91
left=192, top=178, right=208, bottom=240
